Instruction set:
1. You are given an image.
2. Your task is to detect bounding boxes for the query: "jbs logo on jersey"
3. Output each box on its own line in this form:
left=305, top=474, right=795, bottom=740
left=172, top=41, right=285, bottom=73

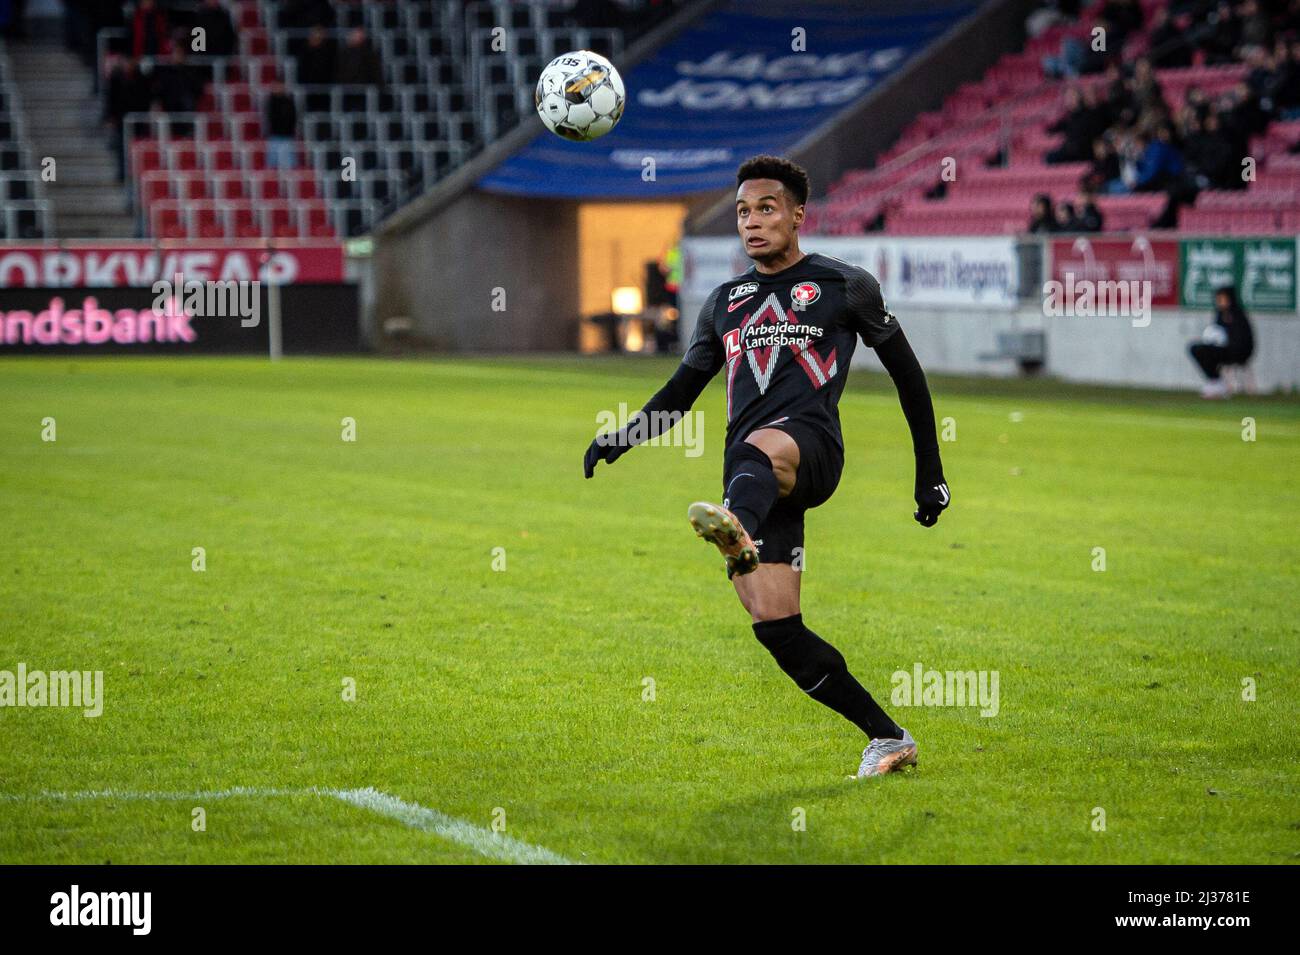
left=723, top=327, right=742, bottom=360
left=729, top=282, right=758, bottom=301
left=791, top=281, right=821, bottom=307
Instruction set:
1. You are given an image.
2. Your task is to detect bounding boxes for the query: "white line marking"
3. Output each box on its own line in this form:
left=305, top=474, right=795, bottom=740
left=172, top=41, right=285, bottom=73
left=0, top=787, right=302, bottom=802
left=332, top=787, right=575, bottom=866
left=0, top=786, right=577, bottom=865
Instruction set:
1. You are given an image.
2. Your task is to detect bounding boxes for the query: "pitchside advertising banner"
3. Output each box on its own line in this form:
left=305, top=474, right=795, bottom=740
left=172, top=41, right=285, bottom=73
left=1048, top=236, right=1181, bottom=309
left=1180, top=237, right=1297, bottom=311
left=1048, top=235, right=1299, bottom=313
left=478, top=0, right=976, bottom=197
left=0, top=243, right=360, bottom=353
left=681, top=236, right=1020, bottom=310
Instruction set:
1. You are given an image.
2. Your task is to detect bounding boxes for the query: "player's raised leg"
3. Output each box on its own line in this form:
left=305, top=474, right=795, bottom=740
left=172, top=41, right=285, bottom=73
left=688, top=429, right=797, bottom=577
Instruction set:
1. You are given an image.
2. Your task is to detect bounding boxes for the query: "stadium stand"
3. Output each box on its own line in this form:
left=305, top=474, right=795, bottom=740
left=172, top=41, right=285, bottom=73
left=68, top=0, right=675, bottom=241
left=0, top=38, right=52, bottom=238
left=803, top=0, right=1300, bottom=237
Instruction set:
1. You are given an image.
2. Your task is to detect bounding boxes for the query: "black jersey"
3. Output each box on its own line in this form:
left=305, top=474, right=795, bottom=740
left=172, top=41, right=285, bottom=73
left=682, top=252, right=898, bottom=451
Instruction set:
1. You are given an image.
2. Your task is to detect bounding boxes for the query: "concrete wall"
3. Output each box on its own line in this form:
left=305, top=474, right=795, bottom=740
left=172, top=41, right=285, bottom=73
left=373, top=193, right=581, bottom=351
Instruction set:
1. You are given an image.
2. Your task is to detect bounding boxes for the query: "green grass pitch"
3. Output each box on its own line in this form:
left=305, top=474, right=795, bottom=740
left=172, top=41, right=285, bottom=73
left=1, top=355, right=1297, bottom=864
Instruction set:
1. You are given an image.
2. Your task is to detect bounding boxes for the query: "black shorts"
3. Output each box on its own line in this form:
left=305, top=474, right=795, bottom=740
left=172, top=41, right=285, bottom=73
left=726, top=418, right=844, bottom=566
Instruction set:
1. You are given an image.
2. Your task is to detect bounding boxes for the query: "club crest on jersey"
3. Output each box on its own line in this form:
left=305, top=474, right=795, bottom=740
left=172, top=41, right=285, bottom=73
left=791, top=281, right=820, bottom=308
left=729, top=282, right=758, bottom=301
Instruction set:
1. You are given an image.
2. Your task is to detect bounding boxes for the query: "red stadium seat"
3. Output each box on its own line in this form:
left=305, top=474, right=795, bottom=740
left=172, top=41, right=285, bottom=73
left=252, top=174, right=283, bottom=201
left=266, top=205, right=298, bottom=238
left=138, top=171, right=172, bottom=205
left=151, top=203, right=186, bottom=239
left=211, top=174, right=249, bottom=201
left=242, top=145, right=267, bottom=171
left=193, top=204, right=227, bottom=239
left=281, top=170, right=317, bottom=199
left=205, top=143, right=239, bottom=171
left=231, top=204, right=261, bottom=238
left=131, top=142, right=163, bottom=176
left=175, top=174, right=210, bottom=202
left=169, top=143, right=201, bottom=172
left=305, top=204, right=334, bottom=237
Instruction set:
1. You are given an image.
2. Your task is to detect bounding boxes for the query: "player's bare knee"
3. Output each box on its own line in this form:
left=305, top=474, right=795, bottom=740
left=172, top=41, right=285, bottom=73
left=741, top=588, right=800, bottom=623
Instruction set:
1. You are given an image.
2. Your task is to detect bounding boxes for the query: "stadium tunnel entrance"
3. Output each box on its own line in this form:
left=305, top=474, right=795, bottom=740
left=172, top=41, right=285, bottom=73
left=577, top=201, right=687, bottom=355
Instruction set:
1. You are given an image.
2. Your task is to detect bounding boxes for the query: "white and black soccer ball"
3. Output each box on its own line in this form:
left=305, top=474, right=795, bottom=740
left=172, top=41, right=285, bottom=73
left=535, top=50, right=625, bottom=142
left=1201, top=324, right=1229, bottom=347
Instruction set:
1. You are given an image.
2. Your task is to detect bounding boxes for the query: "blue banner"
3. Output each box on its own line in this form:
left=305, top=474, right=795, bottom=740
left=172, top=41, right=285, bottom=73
left=478, top=0, right=975, bottom=198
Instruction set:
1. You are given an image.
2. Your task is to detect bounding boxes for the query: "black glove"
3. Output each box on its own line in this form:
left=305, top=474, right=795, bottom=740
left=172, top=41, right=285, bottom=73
left=913, top=455, right=950, bottom=527
left=583, top=430, right=632, bottom=479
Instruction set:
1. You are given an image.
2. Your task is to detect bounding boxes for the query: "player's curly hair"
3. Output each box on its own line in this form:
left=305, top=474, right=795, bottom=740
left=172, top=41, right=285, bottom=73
left=736, top=155, right=811, bottom=207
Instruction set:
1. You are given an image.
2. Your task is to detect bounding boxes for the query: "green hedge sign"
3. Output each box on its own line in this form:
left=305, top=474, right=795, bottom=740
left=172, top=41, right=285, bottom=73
left=1181, top=238, right=1297, bottom=311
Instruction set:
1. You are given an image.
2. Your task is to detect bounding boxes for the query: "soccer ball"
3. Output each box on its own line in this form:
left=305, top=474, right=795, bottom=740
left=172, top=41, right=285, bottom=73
left=535, top=50, right=625, bottom=142
left=1201, top=324, right=1229, bottom=347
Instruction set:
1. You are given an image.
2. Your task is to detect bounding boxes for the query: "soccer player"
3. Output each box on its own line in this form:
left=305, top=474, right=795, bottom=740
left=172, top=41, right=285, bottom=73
left=583, top=155, right=950, bottom=778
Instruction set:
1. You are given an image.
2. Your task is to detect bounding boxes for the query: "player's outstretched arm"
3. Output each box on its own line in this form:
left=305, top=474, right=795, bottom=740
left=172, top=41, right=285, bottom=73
left=584, top=289, right=725, bottom=479
left=874, top=327, right=950, bottom=527
left=583, top=362, right=715, bottom=478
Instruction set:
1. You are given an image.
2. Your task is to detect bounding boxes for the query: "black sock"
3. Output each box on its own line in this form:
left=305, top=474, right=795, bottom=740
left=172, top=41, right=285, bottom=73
left=752, top=614, right=903, bottom=740
left=723, top=443, right=779, bottom=538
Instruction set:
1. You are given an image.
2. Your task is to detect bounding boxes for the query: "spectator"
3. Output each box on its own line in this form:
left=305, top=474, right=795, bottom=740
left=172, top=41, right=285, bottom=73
left=1237, top=0, right=1272, bottom=51
left=1074, top=190, right=1104, bottom=231
left=151, top=43, right=205, bottom=114
left=1054, top=200, right=1080, bottom=231
left=1246, top=45, right=1289, bottom=117
left=1183, top=85, right=1212, bottom=125
left=1026, top=0, right=1079, bottom=38
left=1189, top=286, right=1254, bottom=399
left=1183, top=111, right=1237, bottom=190
left=1197, top=2, right=1240, bottom=65
left=1081, top=136, right=1121, bottom=193
left=1277, top=39, right=1300, bottom=119
left=1147, top=7, right=1193, bottom=68
left=1028, top=193, right=1056, bottom=232
left=1133, top=125, right=1184, bottom=192
left=104, top=55, right=152, bottom=126
left=131, top=0, right=170, bottom=59
left=1103, top=61, right=1143, bottom=132
left=280, top=0, right=336, bottom=29
left=66, top=0, right=125, bottom=63
left=1224, top=80, right=1270, bottom=143
left=1099, top=0, right=1143, bottom=48
left=103, top=56, right=152, bottom=179
left=336, top=27, right=383, bottom=86
left=1104, top=132, right=1144, bottom=193
left=265, top=83, right=299, bottom=169
left=297, top=25, right=337, bottom=84
left=1130, top=58, right=1167, bottom=119
left=1043, top=21, right=1110, bottom=78
left=1046, top=87, right=1110, bottom=163
left=193, top=0, right=238, bottom=58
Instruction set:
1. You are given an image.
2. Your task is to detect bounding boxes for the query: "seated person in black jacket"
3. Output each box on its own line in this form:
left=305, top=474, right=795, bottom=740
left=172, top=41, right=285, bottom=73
left=1189, top=286, right=1254, bottom=398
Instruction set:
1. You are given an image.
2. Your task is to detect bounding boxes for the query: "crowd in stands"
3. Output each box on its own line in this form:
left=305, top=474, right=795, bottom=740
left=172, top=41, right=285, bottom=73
left=1030, top=0, right=1300, bottom=229
left=1027, top=190, right=1106, bottom=231
left=92, top=1, right=401, bottom=180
